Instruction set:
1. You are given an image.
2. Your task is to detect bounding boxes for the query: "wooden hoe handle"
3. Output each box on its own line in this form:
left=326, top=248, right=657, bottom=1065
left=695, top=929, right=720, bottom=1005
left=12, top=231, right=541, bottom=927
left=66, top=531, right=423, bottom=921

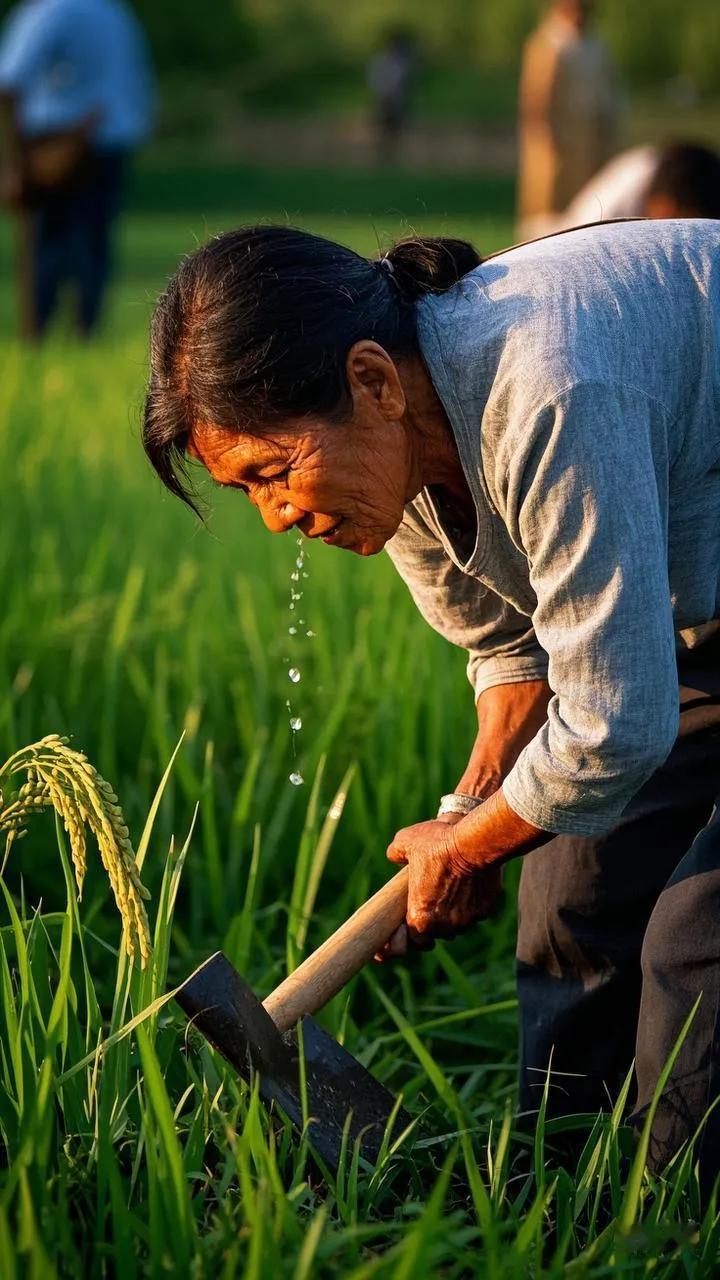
left=262, top=867, right=409, bottom=1033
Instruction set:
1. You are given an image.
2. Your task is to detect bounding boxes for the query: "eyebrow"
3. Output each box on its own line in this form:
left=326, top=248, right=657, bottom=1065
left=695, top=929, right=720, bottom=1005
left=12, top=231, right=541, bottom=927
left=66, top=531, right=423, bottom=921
left=208, top=454, right=284, bottom=493
left=191, top=427, right=289, bottom=489
left=238, top=448, right=290, bottom=479
left=209, top=473, right=249, bottom=494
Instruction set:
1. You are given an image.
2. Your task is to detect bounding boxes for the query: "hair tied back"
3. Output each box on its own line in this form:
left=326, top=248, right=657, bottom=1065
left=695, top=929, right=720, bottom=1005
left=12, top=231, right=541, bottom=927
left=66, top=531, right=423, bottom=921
left=143, top=226, right=481, bottom=511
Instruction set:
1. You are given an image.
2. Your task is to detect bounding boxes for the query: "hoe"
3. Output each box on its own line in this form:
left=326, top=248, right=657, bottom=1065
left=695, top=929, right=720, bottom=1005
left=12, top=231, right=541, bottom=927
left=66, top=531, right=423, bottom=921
left=175, top=867, right=412, bottom=1171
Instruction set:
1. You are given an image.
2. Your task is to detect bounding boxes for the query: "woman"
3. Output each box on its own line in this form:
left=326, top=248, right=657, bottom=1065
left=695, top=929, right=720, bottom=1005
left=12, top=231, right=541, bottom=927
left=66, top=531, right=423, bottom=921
left=143, top=220, right=720, bottom=1182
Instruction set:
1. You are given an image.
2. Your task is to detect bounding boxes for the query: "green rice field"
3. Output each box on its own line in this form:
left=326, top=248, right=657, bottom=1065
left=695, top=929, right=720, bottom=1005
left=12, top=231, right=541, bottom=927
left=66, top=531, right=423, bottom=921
left=0, top=163, right=717, bottom=1277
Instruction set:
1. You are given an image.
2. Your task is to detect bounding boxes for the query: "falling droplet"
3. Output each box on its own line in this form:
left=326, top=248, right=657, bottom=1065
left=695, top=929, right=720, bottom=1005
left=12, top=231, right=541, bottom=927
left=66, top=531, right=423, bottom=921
left=284, top=541, right=311, bottom=780
left=305, top=629, right=315, bottom=638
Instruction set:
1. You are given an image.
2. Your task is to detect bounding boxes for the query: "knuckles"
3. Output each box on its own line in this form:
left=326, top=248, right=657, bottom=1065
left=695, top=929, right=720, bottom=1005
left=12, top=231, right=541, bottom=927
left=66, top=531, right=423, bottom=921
left=406, top=897, right=480, bottom=939
left=406, top=907, right=433, bottom=935
left=386, top=842, right=406, bottom=864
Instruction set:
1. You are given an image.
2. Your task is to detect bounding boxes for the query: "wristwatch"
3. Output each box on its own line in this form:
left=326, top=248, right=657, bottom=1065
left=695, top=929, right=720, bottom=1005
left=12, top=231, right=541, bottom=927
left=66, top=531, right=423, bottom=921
left=437, top=792, right=483, bottom=818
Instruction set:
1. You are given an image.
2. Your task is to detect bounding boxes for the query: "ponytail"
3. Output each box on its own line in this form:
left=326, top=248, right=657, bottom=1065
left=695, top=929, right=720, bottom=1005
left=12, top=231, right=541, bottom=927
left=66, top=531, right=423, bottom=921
left=379, top=236, right=482, bottom=302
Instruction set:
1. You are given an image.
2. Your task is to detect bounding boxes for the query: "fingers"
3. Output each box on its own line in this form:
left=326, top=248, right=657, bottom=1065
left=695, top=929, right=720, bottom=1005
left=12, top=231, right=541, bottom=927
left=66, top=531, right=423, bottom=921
left=373, top=922, right=435, bottom=961
left=405, top=927, right=437, bottom=950
left=383, top=818, right=495, bottom=953
left=406, top=901, right=478, bottom=942
left=374, top=923, right=408, bottom=963
left=406, top=900, right=451, bottom=946
left=386, top=839, right=408, bottom=866
left=407, top=918, right=450, bottom=945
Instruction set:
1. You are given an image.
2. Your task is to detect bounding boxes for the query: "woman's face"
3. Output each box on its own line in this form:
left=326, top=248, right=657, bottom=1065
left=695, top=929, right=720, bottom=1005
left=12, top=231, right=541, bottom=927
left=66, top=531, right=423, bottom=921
left=187, top=343, right=416, bottom=557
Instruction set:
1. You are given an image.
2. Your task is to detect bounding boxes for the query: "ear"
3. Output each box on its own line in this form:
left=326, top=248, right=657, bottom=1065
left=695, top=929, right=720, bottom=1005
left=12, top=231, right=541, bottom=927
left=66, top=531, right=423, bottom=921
left=345, top=341, right=406, bottom=419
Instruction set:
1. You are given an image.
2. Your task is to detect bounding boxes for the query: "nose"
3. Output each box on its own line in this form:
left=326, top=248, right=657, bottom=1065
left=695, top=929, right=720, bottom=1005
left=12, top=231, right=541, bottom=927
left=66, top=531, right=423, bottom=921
left=258, top=501, right=306, bottom=534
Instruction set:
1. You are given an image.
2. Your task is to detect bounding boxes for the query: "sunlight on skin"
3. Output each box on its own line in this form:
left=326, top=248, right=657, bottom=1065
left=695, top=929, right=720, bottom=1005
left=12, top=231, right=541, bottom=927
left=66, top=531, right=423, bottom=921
left=187, top=340, right=465, bottom=557
left=187, top=338, right=547, bottom=951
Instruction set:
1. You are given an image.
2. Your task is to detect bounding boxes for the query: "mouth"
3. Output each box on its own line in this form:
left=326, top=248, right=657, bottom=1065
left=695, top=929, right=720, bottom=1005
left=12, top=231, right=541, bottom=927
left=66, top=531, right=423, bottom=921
left=321, top=519, right=344, bottom=546
left=306, top=518, right=344, bottom=544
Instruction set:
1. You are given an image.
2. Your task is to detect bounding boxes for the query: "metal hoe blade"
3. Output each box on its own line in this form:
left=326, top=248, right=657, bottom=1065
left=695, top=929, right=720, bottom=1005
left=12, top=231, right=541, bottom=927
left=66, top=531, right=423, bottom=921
left=176, top=951, right=411, bottom=1171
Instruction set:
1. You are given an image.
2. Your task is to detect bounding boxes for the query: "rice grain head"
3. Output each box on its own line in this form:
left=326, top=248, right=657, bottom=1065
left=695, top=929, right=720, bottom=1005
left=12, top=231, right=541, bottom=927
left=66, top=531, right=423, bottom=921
left=0, top=734, right=152, bottom=966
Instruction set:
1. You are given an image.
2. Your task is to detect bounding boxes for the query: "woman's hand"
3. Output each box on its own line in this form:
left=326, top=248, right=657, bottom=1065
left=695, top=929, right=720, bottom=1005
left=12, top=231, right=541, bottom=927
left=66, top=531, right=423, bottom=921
left=373, top=682, right=552, bottom=963
left=374, top=814, right=502, bottom=961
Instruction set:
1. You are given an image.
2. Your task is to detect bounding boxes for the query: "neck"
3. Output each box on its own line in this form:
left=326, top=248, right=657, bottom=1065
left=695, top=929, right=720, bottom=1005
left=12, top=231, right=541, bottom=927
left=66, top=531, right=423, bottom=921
left=398, top=354, right=466, bottom=500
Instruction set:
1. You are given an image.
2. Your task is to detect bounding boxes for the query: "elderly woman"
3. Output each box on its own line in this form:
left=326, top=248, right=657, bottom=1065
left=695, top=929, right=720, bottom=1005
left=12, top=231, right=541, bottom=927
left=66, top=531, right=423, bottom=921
left=143, top=220, right=720, bottom=1181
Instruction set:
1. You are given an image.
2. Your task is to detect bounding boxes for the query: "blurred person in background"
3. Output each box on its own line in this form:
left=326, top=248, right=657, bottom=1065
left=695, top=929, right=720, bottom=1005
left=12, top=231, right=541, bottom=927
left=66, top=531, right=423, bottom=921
left=367, top=28, right=417, bottom=164
left=518, top=0, right=619, bottom=237
left=0, top=0, right=154, bottom=340
left=557, top=141, right=720, bottom=228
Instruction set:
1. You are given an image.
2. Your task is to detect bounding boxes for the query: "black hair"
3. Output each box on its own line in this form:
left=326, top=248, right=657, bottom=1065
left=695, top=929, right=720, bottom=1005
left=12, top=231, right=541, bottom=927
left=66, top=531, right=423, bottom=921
left=646, top=142, right=720, bottom=218
left=143, top=226, right=481, bottom=511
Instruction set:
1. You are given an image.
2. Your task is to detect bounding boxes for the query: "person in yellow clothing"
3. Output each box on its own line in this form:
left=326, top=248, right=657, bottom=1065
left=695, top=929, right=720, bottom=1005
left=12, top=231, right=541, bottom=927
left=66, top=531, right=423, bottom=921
left=517, top=0, right=620, bottom=237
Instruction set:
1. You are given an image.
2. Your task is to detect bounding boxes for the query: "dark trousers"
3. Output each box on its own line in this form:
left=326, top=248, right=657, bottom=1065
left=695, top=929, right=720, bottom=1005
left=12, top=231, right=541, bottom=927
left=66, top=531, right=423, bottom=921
left=517, top=638, right=720, bottom=1184
left=29, top=150, right=125, bottom=337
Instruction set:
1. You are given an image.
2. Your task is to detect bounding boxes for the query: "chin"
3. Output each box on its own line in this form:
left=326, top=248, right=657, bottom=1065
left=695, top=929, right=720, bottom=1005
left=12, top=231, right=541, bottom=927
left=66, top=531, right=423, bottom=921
left=358, top=516, right=403, bottom=557
left=345, top=530, right=391, bottom=557
left=325, top=512, right=397, bottom=558
left=328, top=516, right=399, bottom=557
left=354, top=540, right=385, bottom=557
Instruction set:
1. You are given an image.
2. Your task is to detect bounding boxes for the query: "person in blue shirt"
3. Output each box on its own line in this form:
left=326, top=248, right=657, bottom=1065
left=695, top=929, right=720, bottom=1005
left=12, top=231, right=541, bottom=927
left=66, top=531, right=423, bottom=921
left=0, top=0, right=154, bottom=337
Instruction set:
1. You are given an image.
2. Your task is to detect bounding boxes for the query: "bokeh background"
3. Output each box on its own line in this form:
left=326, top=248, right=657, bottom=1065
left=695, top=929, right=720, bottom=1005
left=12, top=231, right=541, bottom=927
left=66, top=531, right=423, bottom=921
left=2, top=0, right=720, bottom=976
left=1, top=5, right=720, bottom=1273
left=3, top=0, right=720, bottom=336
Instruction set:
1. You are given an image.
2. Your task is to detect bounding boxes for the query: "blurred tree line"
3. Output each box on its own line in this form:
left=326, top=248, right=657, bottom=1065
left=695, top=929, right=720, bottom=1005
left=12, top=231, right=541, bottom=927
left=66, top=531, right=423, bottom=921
left=127, top=0, right=720, bottom=95
left=0, top=0, right=718, bottom=98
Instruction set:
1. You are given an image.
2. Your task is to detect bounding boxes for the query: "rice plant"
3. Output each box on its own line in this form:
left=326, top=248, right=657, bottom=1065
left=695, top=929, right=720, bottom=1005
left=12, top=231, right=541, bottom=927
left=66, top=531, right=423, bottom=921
left=0, top=188, right=717, bottom=1277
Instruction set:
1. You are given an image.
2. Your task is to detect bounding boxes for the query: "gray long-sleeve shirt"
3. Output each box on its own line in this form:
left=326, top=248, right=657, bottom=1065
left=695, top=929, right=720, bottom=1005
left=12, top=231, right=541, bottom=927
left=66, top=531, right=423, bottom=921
left=386, top=220, right=720, bottom=837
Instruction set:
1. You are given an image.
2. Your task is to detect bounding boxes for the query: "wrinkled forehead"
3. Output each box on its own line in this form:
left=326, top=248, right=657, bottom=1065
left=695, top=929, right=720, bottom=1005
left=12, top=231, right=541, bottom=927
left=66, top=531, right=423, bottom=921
left=188, top=421, right=288, bottom=478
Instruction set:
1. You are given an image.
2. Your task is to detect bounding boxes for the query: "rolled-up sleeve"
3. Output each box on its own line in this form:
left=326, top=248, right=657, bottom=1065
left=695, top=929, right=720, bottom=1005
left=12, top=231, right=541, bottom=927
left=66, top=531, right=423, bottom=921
left=386, top=505, right=549, bottom=699
left=501, top=380, right=679, bottom=836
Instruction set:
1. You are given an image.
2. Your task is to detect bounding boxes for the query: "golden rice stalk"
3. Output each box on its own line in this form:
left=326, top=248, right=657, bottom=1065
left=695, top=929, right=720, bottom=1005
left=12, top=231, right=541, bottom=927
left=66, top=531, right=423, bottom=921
left=0, top=735, right=152, bottom=966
